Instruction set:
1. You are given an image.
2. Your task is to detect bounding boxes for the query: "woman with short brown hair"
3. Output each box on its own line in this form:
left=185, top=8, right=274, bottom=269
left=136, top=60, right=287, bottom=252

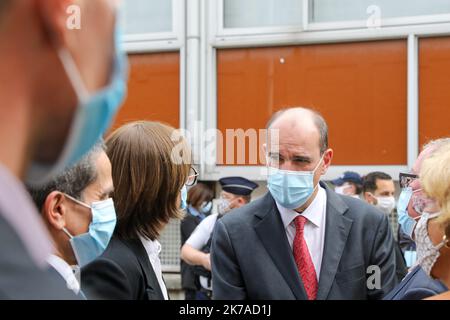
left=81, top=121, right=196, bottom=300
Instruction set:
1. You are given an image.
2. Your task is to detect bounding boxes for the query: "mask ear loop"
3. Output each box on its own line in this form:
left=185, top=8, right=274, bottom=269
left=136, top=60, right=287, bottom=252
left=57, top=48, right=90, bottom=103
left=62, top=228, right=74, bottom=240
left=64, top=193, right=91, bottom=209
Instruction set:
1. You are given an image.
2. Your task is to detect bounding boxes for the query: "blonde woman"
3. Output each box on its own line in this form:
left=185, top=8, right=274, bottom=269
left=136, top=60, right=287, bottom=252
left=384, top=140, right=450, bottom=300
left=420, top=143, right=450, bottom=300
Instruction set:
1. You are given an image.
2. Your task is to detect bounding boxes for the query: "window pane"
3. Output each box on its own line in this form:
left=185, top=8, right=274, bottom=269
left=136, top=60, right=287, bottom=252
left=224, top=0, right=302, bottom=29
left=121, top=0, right=172, bottom=34
left=217, top=41, right=407, bottom=166
left=419, top=37, right=450, bottom=147
left=112, top=53, right=180, bottom=131
left=311, top=0, right=450, bottom=23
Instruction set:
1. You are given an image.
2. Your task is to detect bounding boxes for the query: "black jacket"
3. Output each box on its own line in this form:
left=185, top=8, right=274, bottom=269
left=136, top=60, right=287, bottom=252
left=180, top=210, right=203, bottom=291
left=81, top=236, right=165, bottom=300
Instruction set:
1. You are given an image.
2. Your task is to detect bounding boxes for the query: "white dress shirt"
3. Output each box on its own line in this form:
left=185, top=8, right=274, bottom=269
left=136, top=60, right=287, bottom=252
left=139, top=236, right=169, bottom=300
left=185, top=214, right=218, bottom=250
left=276, top=186, right=327, bottom=280
left=47, top=255, right=80, bottom=295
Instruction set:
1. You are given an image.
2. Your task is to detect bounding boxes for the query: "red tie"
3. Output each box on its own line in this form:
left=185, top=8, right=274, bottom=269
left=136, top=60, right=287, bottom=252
left=293, top=215, right=318, bottom=300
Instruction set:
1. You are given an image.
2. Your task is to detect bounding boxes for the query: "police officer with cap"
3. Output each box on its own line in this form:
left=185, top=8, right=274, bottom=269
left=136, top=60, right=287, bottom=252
left=331, top=171, right=363, bottom=199
left=180, top=177, right=258, bottom=299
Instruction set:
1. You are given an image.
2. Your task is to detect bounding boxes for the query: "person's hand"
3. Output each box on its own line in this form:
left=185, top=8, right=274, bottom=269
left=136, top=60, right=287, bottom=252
left=202, top=253, right=211, bottom=271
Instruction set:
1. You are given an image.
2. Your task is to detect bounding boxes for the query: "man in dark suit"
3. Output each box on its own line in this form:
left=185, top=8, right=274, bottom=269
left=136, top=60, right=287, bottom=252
left=211, top=107, right=398, bottom=300
left=0, top=0, right=125, bottom=299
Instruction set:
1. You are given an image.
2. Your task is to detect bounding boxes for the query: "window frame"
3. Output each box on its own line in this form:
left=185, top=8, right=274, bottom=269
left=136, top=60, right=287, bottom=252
left=216, top=0, right=450, bottom=38
left=122, top=0, right=184, bottom=52
left=118, top=0, right=450, bottom=181
left=203, top=0, right=443, bottom=181
left=216, top=0, right=306, bottom=36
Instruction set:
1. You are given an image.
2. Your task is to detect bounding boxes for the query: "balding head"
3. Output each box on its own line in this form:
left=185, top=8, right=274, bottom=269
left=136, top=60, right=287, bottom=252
left=264, top=107, right=333, bottom=212
left=267, top=107, right=329, bottom=155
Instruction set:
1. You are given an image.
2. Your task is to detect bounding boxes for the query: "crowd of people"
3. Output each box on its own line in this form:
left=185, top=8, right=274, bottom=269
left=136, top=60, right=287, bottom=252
left=0, top=1, right=449, bottom=301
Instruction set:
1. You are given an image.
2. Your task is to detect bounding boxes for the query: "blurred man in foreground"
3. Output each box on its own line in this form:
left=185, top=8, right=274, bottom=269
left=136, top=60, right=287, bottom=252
left=0, top=0, right=127, bottom=299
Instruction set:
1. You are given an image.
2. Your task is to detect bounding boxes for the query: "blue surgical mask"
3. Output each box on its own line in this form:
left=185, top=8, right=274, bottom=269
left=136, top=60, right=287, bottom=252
left=267, top=156, right=323, bottom=210
left=63, top=196, right=117, bottom=267
left=26, top=23, right=128, bottom=186
left=180, top=186, right=188, bottom=210
left=201, top=201, right=213, bottom=215
left=397, top=188, right=420, bottom=238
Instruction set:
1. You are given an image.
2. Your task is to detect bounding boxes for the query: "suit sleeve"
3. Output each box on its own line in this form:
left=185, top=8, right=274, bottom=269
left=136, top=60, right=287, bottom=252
left=81, top=257, right=133, bottom=300
left=210, top=219, right=247, bottom=300
left=368, top=213, right=398, bottom=300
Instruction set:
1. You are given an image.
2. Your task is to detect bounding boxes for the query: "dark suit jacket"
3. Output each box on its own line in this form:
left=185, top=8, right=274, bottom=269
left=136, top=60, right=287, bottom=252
left=0, top=215, right=78, bottom=300
left=81, top=236, right=165, bottom=300
left=394, top=240, right=408, bottom=282
left=211, top=183, right=398, bottom=300
left=384, top=265, right=448, bottom=300
left=180, top=210, right=203, bottom=291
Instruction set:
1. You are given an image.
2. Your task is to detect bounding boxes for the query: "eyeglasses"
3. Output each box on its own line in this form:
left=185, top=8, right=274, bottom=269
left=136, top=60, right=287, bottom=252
left=399, top=172, right=418, bottom=189
left=186, top=167, right=199, bottom=187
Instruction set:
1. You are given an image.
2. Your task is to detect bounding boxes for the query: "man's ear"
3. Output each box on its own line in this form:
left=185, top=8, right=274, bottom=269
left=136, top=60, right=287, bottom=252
left=36, top=0, right=74, bottom=47
left=321, top=148, right=333, bottom=175
left=42, top=191, right=68, bottom=230
left=364, top=192, right=375, bottom=204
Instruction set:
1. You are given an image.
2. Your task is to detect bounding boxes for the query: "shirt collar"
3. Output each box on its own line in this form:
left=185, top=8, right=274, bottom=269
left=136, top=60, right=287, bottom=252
left=139, top=235, right=162, bottom=256
left=47, top=254, right=80, bottom=294
left=276, top=186, right=326, bottom=230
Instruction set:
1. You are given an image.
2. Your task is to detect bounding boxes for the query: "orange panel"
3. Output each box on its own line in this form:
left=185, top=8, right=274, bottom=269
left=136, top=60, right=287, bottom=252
left=111, top=52, right=180, bottom=131
left=217, top=41, right=407, bottom=166
left=419, top=37, right=450, bottom=148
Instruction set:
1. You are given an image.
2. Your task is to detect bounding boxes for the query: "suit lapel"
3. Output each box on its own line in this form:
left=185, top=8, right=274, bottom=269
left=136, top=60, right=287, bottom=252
left=125, top=239, right=165, bottom=300
left=316, top=184, right=353, bottom=300
left=254, top=193, right=308, bottom=300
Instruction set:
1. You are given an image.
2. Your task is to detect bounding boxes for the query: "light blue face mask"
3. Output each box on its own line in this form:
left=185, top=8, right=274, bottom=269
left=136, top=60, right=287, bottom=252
left=180, top=185, right=188, bottom=210
left=201, top=201, right=213, bottom=215
left=267, top=156, right=324, bottom=210
left=26, top=21, right=128, bottom=186
left=397, top=188, right=419, bottom=238
left=63, top=196, right=117, bottom=267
